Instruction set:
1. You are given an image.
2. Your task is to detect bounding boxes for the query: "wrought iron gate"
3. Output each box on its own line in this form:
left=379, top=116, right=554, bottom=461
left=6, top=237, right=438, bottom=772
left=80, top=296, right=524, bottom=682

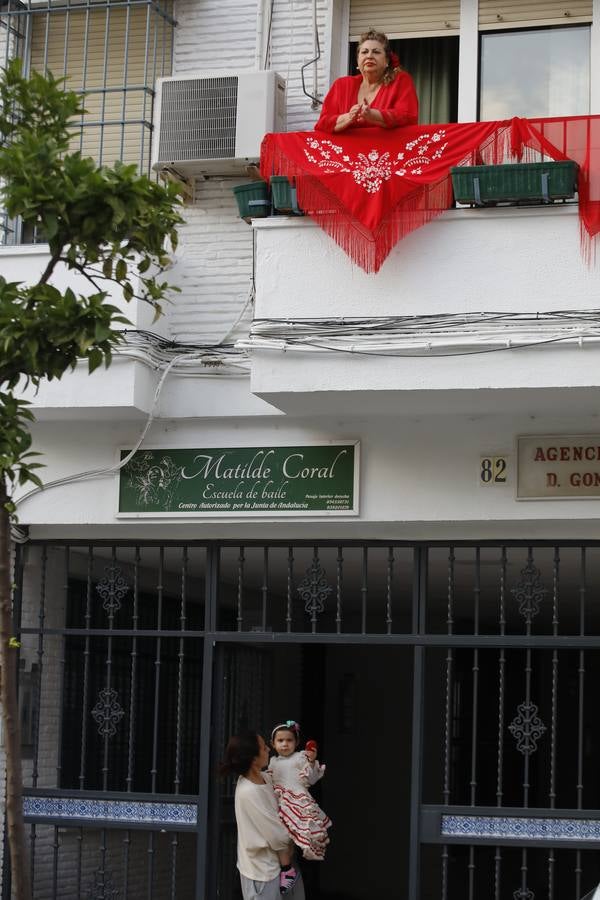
left=10, top=540, right=600, bottom=899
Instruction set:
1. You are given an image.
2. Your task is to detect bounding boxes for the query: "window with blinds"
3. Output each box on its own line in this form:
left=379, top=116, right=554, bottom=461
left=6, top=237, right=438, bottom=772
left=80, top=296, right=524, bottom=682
left=479, top=0, right=592, bottom=29
left=29, top=0, right=174, bottom=171
left=349, top=0, right=460, bottom=40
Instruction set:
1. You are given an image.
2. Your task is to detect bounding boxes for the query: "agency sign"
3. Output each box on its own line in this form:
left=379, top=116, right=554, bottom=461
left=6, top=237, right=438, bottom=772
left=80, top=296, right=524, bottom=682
left=517, top=435, right=600, bottom=499
left=118, top=443, right=359, bottom=516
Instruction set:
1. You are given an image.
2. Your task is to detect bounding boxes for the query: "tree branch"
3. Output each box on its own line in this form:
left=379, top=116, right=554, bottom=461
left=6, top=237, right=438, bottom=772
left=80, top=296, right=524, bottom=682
left=61, top=258, right=104, bottom=294
left=37, top=245, right=63, bottom=286
left=66, top=260, right=163, bottom=308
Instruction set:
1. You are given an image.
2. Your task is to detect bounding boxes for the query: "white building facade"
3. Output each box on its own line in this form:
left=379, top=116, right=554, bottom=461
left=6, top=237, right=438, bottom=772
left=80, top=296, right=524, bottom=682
left=2, top=1, right=600, bottom=897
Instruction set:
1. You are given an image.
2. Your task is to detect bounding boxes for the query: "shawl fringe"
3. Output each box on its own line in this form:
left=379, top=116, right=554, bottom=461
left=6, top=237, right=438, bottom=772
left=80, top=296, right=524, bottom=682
left=261, top=117, right=600, bottom=273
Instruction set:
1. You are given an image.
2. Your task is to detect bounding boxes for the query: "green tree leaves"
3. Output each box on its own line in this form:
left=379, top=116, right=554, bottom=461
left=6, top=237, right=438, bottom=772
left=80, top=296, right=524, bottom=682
left=0, top=59, right=183, bottom=494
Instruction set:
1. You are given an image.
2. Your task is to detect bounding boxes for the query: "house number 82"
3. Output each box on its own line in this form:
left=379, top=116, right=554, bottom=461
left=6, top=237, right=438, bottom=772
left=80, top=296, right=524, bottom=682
left=480, top=456, right=508, bottom=485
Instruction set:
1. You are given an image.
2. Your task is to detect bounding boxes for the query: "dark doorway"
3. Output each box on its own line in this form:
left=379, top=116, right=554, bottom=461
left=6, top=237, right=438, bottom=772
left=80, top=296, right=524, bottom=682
left=214, top=642, right=414, bottom=899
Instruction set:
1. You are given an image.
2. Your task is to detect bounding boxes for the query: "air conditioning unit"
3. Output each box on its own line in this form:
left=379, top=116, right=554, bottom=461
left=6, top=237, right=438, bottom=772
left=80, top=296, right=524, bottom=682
left=152, top=70, right=286, bottom=177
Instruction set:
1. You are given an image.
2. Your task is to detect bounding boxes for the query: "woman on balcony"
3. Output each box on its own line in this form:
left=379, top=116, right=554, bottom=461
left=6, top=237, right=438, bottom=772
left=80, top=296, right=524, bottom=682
left=315, top=29, right=419, bottom=133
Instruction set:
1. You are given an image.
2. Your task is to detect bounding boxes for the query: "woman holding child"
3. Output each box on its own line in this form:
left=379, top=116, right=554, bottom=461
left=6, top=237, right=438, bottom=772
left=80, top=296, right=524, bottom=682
left=220, top=732, right=305, bottom=899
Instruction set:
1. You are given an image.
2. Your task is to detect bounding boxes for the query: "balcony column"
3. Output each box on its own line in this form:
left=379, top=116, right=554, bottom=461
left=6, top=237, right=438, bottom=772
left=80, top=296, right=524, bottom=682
left=457, top=0, right=478, bottom=122
left=592, top=0, right=600, bottom=113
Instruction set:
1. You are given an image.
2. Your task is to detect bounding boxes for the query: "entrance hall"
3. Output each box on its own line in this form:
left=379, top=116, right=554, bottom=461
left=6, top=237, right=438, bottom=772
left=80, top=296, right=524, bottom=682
left=214, top=643, right=413, bottom=899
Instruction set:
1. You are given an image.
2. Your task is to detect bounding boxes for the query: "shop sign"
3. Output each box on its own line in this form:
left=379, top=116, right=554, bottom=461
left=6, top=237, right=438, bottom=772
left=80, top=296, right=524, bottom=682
left=517, top=435, right=600, bottom=499
left=117, top=443, right=359, bottom=516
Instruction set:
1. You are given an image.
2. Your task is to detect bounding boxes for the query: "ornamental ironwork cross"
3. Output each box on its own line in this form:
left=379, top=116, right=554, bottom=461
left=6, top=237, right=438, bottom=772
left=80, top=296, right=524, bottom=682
left=297, top=554, right=332, bottom=621
left=91, top=688, right=125, bottom=738
left=509, top=702, right=546, bottom=755
left=511, top=555, right=547, bottom=623
left=513, top=888, right=534, bottom=900
left=95, top=565, right=129, bottom=616
left=86, top=867, right=119, bottom=899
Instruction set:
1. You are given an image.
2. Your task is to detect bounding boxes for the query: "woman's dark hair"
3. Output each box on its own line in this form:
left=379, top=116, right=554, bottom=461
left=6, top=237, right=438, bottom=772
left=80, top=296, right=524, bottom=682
left=219, top=732, right=260, bottom=777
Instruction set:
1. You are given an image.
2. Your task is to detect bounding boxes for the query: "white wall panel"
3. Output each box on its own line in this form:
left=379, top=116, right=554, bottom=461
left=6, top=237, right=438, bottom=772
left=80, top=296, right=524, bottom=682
left=174, top=0, right=259, bottom=73
left=168, top=0, right=331, bottom=346
left=267, top=0, right=329, bottom=130
left=167, top=180, right=254, bottom=345
left=173, top=0, right=328, bottom=130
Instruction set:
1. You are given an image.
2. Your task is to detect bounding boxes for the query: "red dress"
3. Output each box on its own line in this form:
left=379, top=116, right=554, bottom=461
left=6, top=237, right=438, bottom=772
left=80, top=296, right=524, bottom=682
left=315, top=72, right=419, bottom=133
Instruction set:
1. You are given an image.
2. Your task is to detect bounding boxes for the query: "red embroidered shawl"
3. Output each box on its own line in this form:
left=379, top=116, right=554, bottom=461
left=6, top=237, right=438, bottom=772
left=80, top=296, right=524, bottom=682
left=260, top=115, right=600, bottom=273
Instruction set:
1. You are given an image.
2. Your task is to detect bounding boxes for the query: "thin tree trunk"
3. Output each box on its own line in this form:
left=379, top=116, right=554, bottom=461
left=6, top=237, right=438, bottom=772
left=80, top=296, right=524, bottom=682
left=0, top=488, right=31, bottom=899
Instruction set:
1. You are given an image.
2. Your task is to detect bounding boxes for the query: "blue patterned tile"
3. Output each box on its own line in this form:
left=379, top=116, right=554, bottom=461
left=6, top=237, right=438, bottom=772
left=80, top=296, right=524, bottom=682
left=23, top=796, right=197, bottom=826
left=441, top=814, right=600, bottom=842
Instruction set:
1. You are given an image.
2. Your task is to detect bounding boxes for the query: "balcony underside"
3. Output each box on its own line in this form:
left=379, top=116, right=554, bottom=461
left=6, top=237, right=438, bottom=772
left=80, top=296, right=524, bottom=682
left=251, top=204, right=600, bottom=414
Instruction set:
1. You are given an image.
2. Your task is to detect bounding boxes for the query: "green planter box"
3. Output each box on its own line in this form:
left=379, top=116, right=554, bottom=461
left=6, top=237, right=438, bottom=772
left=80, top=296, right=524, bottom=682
left=233, top=181, right=270, bottom=222
left=270, top=176, right=303, bottom=215
left=450, top=161, right=578, bottom=206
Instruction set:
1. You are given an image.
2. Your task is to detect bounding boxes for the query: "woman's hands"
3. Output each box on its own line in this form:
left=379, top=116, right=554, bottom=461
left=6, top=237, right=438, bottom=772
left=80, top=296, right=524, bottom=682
left=360, top=103, right=385, bottom=125
left=334, top=100, right=386, bottom=131
left=334, top=103, right=361, bottom=131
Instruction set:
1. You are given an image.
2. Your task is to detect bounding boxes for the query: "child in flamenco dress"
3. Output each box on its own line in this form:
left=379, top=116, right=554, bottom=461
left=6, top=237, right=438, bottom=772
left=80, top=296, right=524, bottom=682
left=268, top=720, right=332, bottom=866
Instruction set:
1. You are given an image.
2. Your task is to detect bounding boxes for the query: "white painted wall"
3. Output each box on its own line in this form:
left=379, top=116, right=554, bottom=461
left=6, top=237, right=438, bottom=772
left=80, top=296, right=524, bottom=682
left=253, top=206, right=599, bottom=319
left=250, top=206, right=600, bottom=404
left=166, top=180, right=255, bottom=345
left=173, top=0, right=329, bottom=130
left=14, top=409, right=600, bottom=541
left=174, top=0, right=260, bottom=74
left=168, top=0, right=331, bottom=347
left=0, top=246, right=165, bottom=334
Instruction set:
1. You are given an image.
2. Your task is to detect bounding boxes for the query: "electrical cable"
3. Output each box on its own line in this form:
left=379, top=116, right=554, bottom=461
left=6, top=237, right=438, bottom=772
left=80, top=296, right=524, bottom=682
left=300, top=0, right=322, bottom=108
left=280, top=333, right=594, bottom=358
left=240, top=310, right=600, bottom=358
left=8, top=332, right=252, bottom=542
left=213, top=245, right=256, bottom=346
left=102, top=330, right=251, bottom=373
left=241, top=332, right=600, bottom=358
left=251, top=310, right=600, bottom=334
left=11, top=308, right=599, bottom=535
left=12, top=352, right=195, bottom=517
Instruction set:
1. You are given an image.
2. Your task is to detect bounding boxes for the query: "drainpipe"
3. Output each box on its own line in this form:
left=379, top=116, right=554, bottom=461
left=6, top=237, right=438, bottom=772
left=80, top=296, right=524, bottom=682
left=255, top=0, right=269, bottom=69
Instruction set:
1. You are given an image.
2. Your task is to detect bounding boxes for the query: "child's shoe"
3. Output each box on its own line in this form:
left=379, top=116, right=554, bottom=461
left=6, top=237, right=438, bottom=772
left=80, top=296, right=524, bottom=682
left=280, top=866, right=299, bottom=895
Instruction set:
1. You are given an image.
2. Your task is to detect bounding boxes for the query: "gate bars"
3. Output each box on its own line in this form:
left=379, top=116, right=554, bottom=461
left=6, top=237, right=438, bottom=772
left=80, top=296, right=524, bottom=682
left=9, top=540, right=600, bottom=899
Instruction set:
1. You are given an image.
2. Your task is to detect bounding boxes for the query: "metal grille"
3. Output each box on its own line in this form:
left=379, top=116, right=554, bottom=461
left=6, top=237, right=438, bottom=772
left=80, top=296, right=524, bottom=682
left=14, top=543, right=205, bottom=898
left=156, top=76, right=238, bottom=163
left=421, top=545, right=600, bottom=900
left=0, top=0, right=175, bottom=246
left=11, top=539, right=600, bottom=898
left=217, top=543, right=414, bottom=634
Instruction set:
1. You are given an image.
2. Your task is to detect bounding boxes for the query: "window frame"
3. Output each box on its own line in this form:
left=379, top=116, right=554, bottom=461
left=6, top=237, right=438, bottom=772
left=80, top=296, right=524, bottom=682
left=326, top=0, right=600, bottom=121
left=477, top=21, right=592, bottom=122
